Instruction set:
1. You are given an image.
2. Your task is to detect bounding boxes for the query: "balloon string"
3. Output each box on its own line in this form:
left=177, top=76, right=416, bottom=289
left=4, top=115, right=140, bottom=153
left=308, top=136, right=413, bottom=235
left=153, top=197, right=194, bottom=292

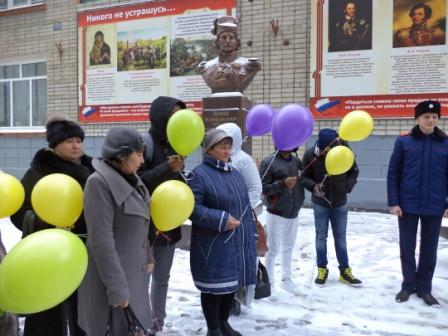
left=224, top=204, right=250, bottom=244
left=180, top=171, right=188, bottom=183
left=260, top=149, right=279, bottom=182
left=242, top=135, right=249, bottom=143
left=179, top=170, right=195, bottom=184
left=150, top=231, right=172, bottom=249
left=298, top=137, right=340, bottom=177
left=315, top=174, right=332, bottom=206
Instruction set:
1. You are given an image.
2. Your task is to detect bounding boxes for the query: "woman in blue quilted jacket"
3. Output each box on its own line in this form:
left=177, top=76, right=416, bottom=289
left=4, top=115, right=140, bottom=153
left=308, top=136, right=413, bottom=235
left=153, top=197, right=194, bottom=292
left=188, top=128, right=257, bottom=336
left=387, top=100, right=448, bottom=307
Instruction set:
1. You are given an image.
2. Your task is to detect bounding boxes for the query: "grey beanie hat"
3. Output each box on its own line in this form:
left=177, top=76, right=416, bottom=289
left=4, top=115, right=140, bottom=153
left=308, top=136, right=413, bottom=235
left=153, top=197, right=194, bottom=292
left=102, top=127, right=145, bottom=159
left=202, top=128, right=232, bottom=152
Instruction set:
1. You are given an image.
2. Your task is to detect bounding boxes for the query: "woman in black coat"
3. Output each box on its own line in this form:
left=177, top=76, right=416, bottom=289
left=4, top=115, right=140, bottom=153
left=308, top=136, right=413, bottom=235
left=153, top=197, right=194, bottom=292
left=10, top=116, right=93, bottom=336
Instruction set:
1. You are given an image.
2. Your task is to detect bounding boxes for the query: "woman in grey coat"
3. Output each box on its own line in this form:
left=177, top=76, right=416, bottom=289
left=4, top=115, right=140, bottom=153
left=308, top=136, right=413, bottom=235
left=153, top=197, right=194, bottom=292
left=78, top=127, right=153, bottom=335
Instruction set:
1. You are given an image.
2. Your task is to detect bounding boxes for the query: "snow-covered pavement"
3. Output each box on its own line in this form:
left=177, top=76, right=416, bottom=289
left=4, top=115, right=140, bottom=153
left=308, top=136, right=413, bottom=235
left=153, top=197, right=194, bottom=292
left=1, top=208, right=447, bottom=335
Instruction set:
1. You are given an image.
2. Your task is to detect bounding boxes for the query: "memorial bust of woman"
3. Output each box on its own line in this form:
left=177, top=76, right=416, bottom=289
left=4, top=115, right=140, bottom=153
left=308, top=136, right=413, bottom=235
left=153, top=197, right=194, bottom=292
left=198, top=16, right=261, bottom=94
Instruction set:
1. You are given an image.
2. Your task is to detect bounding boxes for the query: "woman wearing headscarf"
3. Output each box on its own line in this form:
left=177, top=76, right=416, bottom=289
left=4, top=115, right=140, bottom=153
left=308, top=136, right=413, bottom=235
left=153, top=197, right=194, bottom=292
left=10, top=116, right=93, bottom=336
left=217, top=122, right=262, bottom=311
left=188, top=128, right=257, bottom=336
left=77, top=127, right=153, bottom=336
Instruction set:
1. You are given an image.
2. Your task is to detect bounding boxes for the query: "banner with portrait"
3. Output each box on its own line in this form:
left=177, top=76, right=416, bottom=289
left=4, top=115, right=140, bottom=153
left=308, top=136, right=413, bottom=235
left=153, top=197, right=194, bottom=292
left=78, top=0, right=236, bottom=123
left=310, top=0, right=447, bottom=118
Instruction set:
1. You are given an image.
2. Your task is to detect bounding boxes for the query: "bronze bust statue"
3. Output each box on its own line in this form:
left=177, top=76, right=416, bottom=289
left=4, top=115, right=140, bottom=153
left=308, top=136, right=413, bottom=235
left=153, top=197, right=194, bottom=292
left=198, top=16, right=261, bottom=93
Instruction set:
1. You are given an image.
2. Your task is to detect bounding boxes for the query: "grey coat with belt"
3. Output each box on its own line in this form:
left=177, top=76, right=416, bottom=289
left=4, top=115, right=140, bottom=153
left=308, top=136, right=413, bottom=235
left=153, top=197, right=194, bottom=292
left=77, top=159, right=152, bottom=335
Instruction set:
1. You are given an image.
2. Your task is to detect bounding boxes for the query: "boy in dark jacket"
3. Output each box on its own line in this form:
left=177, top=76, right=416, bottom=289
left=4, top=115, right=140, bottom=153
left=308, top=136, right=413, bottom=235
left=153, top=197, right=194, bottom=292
left=387, top=100, right=448, bottom=306
left=302, top=128, right=361, bottom=287
left=259, top=149, right=304, bottom=294
left=138, top=96, right=186, bottom=333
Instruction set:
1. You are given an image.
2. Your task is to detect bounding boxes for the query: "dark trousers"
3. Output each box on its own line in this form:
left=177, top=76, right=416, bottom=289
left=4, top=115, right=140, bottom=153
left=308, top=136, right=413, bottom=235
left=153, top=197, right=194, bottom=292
left=150, top=243, right=176, bottom=330
left=200, top=292, right=235, bottom=330
left=398, top=213, right=442, bottom=294
left=23, top=292, right=85, bottom=336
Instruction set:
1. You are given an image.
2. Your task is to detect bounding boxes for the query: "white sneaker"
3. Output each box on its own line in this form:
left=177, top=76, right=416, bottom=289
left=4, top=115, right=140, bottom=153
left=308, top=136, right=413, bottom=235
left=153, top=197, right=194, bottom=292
left=281, top=278, right=300, bottom=295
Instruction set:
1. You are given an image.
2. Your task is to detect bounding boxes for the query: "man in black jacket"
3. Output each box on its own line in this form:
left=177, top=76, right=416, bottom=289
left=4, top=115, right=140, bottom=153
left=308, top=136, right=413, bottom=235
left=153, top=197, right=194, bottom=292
left=259, top=149, right=304, bottom=294
left=302, top=128, right=361, bottom=287
left=139, top=96, right=186, bottom=334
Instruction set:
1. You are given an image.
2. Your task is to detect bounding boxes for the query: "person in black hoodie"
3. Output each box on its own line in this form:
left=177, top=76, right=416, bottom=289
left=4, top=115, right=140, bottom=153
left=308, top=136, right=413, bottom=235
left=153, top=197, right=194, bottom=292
left=138, top=96, right=186, bottom=334
left=10, top=116, right=93, bottom=336
left=301, top=128, right=360, bottom=287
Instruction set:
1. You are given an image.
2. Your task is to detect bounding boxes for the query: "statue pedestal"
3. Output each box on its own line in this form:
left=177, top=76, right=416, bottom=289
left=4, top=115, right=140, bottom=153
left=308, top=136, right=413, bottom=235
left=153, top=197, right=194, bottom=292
left=202, top=93, right=252, bottom=154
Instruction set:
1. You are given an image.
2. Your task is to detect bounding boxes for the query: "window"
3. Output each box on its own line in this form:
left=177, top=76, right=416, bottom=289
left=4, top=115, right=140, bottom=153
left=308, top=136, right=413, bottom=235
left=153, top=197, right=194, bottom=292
left=0, top=0, right=44, bottom=10
left=0, top=61, right=46, bottom=127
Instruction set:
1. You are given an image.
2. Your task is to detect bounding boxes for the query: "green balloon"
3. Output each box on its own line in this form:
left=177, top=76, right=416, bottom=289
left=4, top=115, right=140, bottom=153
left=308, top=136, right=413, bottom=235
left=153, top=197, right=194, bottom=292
left=0, top=229, right=88, bottom=314
left=167, top=109, right=205, bottom=156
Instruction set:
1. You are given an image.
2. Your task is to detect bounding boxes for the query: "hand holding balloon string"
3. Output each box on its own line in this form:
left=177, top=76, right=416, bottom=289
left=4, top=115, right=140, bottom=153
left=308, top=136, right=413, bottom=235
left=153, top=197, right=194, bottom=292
left=224, top=205, right=250, bottom=244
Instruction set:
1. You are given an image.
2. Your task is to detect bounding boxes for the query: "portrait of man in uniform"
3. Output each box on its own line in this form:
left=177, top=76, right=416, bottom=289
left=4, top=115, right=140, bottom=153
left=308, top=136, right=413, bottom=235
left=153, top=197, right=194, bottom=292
left=328, top=0, right=372, bottom=52
left=393, top=1, right=446, bottom=48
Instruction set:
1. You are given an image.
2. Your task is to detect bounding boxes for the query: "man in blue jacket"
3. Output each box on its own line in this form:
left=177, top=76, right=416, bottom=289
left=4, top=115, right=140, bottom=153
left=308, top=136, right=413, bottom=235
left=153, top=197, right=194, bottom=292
left=387, top=100, right=448, bottom=306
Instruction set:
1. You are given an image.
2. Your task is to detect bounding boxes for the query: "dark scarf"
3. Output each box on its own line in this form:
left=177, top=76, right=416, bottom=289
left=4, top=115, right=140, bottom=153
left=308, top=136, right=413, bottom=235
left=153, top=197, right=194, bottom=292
left=105, top=161, right=147, bottom=199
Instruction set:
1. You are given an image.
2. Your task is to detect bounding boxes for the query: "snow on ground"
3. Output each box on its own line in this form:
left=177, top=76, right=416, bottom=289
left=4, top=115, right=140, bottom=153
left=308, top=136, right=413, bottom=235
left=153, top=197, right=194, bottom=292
left=1, top=209, right=447, bottom=336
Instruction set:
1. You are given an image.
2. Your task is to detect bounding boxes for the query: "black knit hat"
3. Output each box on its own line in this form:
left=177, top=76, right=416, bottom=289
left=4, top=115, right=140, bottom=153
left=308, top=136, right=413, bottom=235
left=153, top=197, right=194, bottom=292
left=46, top=117, right=84, bottom=148
left=102, top=127, right=145, bottom=160
left=317, top=128, right=338, bottom=151
left=415, top=100, right=441, bottom=119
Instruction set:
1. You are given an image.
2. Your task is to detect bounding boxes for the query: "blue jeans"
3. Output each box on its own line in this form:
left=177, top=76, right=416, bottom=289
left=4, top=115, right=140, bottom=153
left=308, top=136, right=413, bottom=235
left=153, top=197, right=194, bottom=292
left=313, top=203, right=349, bottom=271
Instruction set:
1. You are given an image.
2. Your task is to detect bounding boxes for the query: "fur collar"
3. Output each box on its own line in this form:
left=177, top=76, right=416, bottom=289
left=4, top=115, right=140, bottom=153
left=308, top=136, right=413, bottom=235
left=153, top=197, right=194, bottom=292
left=31, top=148, right=94, bottom=186
left=411, top=125, right=447, bottom=139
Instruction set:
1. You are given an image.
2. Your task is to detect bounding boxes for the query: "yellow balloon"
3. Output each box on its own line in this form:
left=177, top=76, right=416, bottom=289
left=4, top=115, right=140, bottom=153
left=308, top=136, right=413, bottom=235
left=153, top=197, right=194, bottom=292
left=151, top=180, right=194, bottom=231
left=0, top=229, right=88, bottom=314
left=0, top=173, right=25, bottom=219
left=339, top=110, right=374, bottom=141
left=167, top=109, right=205, bottom=156
left=325, top=146, right=355, bottom=175
left=31, top=174, right=83, bottom=228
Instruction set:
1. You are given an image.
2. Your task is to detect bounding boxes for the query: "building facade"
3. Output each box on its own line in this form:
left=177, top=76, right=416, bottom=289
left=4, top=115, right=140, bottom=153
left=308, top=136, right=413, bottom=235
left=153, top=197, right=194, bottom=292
left=1, top=0, right=444, bottom=210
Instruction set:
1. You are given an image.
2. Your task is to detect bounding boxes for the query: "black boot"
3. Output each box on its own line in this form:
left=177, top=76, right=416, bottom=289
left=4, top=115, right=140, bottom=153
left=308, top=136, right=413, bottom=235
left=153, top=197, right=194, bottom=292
left=395, top=289, right=414, bottom=303
left=229, top=298, right=241, bottom=316
left=417, top=293, right=440, bottom=306
left=207, top=329, right=223, bottom=336
left=220, top=321, right=242, bottom=336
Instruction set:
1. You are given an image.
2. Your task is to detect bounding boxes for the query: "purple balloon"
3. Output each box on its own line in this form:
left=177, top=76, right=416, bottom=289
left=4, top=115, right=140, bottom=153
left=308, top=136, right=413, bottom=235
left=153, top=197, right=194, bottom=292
left=245, top=104, right=274, bottom=136
left=272, top=104, right=314, bottom=150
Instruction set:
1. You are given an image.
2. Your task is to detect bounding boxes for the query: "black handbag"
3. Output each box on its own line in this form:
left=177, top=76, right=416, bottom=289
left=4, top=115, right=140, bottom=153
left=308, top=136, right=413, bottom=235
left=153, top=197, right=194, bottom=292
left=105, top=306, right=149, bottom=336
left=254, top=261, right=271, bottom=300
left=22, top=210, right=36, bottom=237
